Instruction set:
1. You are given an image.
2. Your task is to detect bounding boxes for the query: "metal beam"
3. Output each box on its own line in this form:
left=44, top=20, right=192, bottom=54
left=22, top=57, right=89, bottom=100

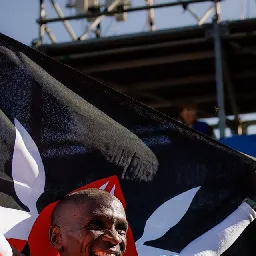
left=213, top=0, right=226, bottom=138
left=177, top=0, right=200, bottom=21
left=112, top=70, right=256, bottom=92
left=119, top=74, right=215, bottom=92
left=79, top=0, right=120, bottom=40
left=54, top=37, right=206, bottom=61
left=99, top=70, right=256, bottom=94
left=149, top=95, right=217, bottom=109
left=240, top=0, right=246, bottom=20
left=130, top=91, right=170, bottom=104
left=146, top=91, right=256, bottom=110
left=98, top=79, right=171, bottom=107
left=38, top=0, right=217, bottom=24
left=126, top=94, right=215, bottom=119
left=78, top=51, right=214, bottom=73
left=222, top=51, right=239, bottom=119
left=45, top=26, right=57, bottom=43
left=222, top=48, right=242, bottom=135
left=52, top=41, right=254, bottom=67
left=146, top=0, right=156, bottom=31
left=39, top=0, right=45, bottom=44
left=230, top=42, right=256, bottom=56
left=49, top=0, right=77, bottom=40
left=198, top=6, right=214, bottom=26
left=38, top=0, right=57, bottom=44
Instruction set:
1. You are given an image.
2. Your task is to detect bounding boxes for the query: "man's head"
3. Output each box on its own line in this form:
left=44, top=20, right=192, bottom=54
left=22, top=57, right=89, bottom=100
left=178, top=101, right=198, bottom=126
left=49, top=188, right=128, bottom=256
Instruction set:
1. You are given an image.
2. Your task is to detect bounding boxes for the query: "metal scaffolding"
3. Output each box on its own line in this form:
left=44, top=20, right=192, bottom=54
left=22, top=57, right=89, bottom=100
left=36, top=0, right=219, bottom=43
left=35, top=0, right=256, bottom=138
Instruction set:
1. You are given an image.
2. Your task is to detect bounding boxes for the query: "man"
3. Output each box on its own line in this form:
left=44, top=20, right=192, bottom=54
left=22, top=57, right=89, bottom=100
left=2, top=188, right=255, bottom=256
left=49, top=188, right=128, bottom=256
left=177, top=102, right=215, bottom=138
left=49, top=188, right=256, bottom=256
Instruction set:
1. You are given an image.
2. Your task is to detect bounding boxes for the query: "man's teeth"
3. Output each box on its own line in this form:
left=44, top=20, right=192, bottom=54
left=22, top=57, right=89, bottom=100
left=94, top=252, right=116, bottom=256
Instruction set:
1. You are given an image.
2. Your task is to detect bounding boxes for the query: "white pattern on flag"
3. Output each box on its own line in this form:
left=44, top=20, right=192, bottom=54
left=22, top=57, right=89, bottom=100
left=110, top=185, right=115, bottom=196
left=99, top=182, right=109, bottom=190
left=0, top=119, right=45, bottom=240
left=136, top=187, right=200, bottom=255
left=0, top=233, right=12, bottom=256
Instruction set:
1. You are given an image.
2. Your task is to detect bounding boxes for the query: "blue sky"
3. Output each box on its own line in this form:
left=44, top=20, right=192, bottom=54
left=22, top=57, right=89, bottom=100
left=1, top=0, right=256, bottom=138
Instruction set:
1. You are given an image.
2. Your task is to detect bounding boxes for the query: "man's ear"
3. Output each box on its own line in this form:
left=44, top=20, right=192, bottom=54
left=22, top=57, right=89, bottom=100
left=49, top=225, right=63, bottom=251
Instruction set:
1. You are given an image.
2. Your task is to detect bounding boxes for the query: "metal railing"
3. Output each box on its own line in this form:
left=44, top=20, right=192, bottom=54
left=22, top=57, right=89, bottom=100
left=35, top=0, right=221, bottom=44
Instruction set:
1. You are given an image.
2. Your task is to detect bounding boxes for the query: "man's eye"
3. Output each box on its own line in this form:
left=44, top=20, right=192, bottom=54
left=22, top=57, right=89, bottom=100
left=88, top=220, right=103, bottom=230
left=116, top=223, right=128, bottom=234
left=117, top=230, right=126, bottom=236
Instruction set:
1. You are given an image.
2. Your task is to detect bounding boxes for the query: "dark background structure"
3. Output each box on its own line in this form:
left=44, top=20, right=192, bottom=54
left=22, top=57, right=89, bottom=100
left=36, top=0, right=256, bottom=137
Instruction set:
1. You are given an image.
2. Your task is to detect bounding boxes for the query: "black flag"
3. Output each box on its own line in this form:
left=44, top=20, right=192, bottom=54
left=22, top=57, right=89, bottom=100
left=0, top=33, right=255, bottom=256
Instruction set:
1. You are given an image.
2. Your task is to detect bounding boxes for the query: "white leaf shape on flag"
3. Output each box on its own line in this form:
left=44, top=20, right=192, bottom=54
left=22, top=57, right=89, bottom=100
left=0, top=232, right=13, bottom=256
left=0, top=206, right=31, bottom=240
left=0, top=119, right=45, bottom=240
left=110, top=185, right=115, bottom=196
left=99, top=182, right=116, bottom=196
left=99, top=182, right=109, bottom=190
left=136, top=186, right=200, bottom=254
left=12, top=119, right=45, bottom=211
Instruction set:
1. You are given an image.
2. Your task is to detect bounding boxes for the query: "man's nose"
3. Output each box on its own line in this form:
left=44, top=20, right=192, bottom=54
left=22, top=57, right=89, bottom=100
left=102, top=229, right=122, bottom=245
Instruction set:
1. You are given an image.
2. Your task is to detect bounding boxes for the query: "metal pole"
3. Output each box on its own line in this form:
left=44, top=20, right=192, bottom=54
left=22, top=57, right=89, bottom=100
left=240, top=0, right=245, bottom=19
left=146, top=0, right=156, bottom=31
left=213, top=0, right=226, bottom=138
left=96, top=23, right=101, bottom=38
left=222, top=56, right=239, bottom=120
left=177, top=0, right=200, bottom=21
left=49, top=0, right=77, bottom=40
left=79, top=0, right=120, bottom=41
left=38, top=0, right=215, bottom=24
left=45, top=26, right=57, bottom=43
left=198, top=6, right=214, bottom=26
left=222, top=56, right=242, bottom=135
left=39, top=0, right=45, bottom=43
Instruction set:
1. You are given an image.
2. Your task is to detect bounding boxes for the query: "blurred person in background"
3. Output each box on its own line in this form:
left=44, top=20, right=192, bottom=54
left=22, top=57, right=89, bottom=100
left=177, top=101, right=215, bottom=139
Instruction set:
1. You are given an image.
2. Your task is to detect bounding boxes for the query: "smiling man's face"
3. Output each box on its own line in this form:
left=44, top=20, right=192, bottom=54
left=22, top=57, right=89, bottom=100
left=50, top=190, right=128, bottom=256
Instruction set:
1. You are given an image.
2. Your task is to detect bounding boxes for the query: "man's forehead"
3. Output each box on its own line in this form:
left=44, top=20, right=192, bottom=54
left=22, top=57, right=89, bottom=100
left=61, top=194, right=123, bottom=213
left=71, top=197, right=127, bottom=224
left=90, top=208, right=127, bottom=223
left=82, top=197, right=125, bottom=215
